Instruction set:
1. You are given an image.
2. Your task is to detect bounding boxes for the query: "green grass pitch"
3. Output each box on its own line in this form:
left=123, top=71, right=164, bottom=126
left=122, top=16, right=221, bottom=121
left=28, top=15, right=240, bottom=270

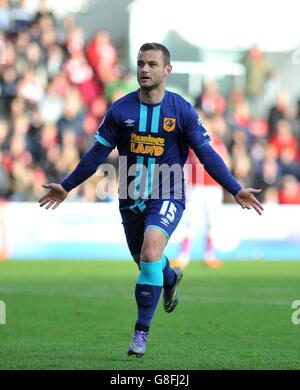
left=0, top=260, right=300, bottom=370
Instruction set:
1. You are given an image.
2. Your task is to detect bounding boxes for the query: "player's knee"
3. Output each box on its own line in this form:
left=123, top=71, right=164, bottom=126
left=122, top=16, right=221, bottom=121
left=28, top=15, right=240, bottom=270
left=141, top=245, right=162, bottom=262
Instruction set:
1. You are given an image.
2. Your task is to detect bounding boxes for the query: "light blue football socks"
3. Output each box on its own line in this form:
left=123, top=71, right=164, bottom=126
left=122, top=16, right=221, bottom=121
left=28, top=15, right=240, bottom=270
left=135, top=260, right=163, bottom=331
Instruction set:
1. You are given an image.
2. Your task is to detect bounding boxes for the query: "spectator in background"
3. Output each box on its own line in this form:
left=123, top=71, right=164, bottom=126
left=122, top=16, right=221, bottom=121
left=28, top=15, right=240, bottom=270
left=227, top=88, right=247, bottom=115
left=195, top=79, right=226, bottom=117
left=64, top=33, right=102, bottom=106
left=105, top=65, right=135, bottom=106
left=14, top=28, right=32, bottom=74
left=231, top=144, right=255, bottom=188
left=279, top=175, right=300, bottom=204
left=263, top=186, right=279, bottom=204
left=86, top=30, right=119, bottom=85
left=32, top=0, right=56, bottom=26
left=269, top=119, right=298, bottom=159
left=209, top=114, right=232, bottom=148
left=268, top=90, right=291, bottom=137
left=242, top=44, right=273, bottom=118
left=39, top=80, right=64, bottom=123
left=18, top=67, right=45, bottom=105
left=46, top=45, right=65, bottom=79
left=9, top=96, right=26, bottom=120
left=228, top=101, right=252, bottom=136
left=57, top=88, right=84, bottom=137
left=2, top=39, right=16, bottom=68
left=0, top=66, right=19, bottom=117
left=38, top=13, right=58, bottom=49
left=26, top=106, right=43, bottom=164
left=253, top=147, right=282, bottom=202
left=278, top=146, right=300, bottom=180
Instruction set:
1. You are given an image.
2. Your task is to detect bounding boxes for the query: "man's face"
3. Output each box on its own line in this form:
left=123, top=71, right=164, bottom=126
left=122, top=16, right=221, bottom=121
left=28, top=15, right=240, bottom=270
left=137, top=49, right=171, bottom=90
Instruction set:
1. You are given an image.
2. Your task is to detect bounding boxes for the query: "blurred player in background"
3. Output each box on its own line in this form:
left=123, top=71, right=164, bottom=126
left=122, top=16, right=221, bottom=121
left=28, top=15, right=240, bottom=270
left=172, top=117, right=232, bottom=269
left=39, top=43, right=263, bottom=358
left=171, top=147, right=224, bottom=269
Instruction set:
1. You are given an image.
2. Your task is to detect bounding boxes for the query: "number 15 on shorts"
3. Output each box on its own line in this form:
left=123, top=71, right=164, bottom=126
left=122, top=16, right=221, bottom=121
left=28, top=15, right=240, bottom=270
left=159, top=201, right=177, bottom=223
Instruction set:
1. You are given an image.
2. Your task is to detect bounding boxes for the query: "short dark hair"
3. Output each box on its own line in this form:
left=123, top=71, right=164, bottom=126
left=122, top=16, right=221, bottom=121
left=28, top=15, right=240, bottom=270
left=138, top=43, right=170, bottom=65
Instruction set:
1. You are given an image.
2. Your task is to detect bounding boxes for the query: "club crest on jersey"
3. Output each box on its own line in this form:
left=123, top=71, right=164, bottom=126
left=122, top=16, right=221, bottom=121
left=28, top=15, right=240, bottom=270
left=163, top=117, right=176, bottom=132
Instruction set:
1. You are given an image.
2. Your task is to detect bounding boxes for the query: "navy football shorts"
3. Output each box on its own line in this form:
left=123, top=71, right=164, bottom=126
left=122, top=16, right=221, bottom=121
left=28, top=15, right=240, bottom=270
left=120, top=199, right=185, bottom=257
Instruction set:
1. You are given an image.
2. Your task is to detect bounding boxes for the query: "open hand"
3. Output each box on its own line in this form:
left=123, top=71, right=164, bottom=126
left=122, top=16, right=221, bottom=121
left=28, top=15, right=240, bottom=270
left=39, top=183, right=68, bottom=210
left=234, top=188, right=264, bottom=215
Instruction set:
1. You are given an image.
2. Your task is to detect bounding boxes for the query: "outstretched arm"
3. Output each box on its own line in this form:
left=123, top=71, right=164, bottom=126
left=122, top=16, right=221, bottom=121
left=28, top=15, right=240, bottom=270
left=39, top=142, right=113, bottom=209
left=193, top=142, right=264, bottom=215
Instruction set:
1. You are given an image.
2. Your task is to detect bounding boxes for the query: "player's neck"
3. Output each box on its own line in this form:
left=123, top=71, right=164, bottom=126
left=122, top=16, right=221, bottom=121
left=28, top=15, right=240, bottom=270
left=139, top=87, right=165, bottom=105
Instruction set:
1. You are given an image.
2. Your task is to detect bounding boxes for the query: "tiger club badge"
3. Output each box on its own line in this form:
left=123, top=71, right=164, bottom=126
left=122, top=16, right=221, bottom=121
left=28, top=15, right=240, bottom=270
left=163, top=117, right=176, bottom=132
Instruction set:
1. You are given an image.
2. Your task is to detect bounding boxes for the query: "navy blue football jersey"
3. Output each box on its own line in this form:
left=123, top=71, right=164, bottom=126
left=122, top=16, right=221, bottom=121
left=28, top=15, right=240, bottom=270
left=96, top=90, right=210, bottom=210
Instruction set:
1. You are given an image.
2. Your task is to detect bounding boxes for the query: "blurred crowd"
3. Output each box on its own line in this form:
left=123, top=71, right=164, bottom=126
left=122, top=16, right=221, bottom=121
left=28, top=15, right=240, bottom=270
left=195, top=78, right=300, bottom=205
left=1, top=0, right=300, bottom=204
left=0, top=0, right=134, bottom=202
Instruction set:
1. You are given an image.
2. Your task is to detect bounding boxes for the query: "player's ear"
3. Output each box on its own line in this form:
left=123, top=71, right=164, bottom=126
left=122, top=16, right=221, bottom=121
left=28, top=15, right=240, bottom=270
left=165, top=64, right=172, bottom=76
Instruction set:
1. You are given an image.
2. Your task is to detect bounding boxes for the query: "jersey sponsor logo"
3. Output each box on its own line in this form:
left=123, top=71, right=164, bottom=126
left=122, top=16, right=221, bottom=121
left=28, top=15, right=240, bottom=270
left=124, top=119, right=135, bottom=127
left=163, top=117, right=176, bottom=132
left=130, top=133, right=165, bottom=156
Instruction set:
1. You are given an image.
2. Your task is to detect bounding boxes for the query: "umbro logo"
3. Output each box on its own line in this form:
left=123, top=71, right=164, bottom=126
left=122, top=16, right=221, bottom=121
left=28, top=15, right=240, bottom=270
left=141, top=291, right=151, bottom=297
left=160, top=217, right=170, bottom=227
left=124, top=119, right=135, bottom=127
